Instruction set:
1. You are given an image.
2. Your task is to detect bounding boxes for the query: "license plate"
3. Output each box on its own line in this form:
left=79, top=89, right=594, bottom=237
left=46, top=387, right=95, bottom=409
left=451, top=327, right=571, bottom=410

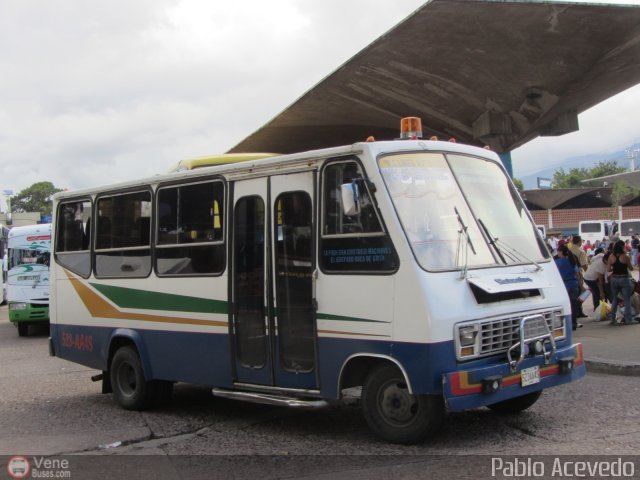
left=521, top=366, right=540, bottom=387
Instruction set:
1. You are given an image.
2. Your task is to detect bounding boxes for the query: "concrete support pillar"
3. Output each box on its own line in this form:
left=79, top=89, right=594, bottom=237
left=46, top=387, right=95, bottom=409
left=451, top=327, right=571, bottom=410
left=548, top=209, right=553, bottom=228
left=499, top=151, right=513, bottom=178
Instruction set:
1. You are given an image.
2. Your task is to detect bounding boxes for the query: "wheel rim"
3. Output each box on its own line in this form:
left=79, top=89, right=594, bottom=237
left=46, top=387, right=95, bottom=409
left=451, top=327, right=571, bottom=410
left=378, top=379, right=418, bottom=426
left=116, top=362, right=137, bottom=398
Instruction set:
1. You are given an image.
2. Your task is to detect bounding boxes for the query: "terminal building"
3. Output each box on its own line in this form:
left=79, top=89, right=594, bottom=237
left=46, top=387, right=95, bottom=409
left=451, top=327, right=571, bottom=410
left=523, top=171, right=640, bottom=236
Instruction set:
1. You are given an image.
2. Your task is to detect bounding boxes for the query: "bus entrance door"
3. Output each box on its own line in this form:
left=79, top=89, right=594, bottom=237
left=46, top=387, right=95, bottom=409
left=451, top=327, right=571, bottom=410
left=231, top=173, right=318, bottom=390
left=232, top=179, right=272, bottom=386
left=270, top=172, right=317, bottom=390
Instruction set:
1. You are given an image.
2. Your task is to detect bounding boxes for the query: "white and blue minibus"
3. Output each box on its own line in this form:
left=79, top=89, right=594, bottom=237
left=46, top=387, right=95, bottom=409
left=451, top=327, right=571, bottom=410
left=50, top=121, right=584, bottom=444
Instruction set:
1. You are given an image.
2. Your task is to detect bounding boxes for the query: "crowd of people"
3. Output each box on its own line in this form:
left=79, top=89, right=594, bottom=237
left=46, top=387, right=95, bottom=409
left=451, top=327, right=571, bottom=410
left=547, top=234, right=640, bottom=330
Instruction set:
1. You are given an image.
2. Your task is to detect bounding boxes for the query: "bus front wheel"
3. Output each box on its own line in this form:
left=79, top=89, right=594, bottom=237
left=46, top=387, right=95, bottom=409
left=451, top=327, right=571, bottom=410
left=361, top=364, right=444, bottom=444
left=110, top=346, right=157, bottom=411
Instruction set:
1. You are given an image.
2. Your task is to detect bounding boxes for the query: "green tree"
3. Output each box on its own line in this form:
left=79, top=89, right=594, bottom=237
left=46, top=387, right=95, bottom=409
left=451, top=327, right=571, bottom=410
left=11, top=181, right=63, bottom=214
left=590, top=160, right=627, bottom=179
left=611, top=181, right=640, bottom=212
left=552, top=160, right=626, bottom=188
left=512, top=177, right=524, bottom=190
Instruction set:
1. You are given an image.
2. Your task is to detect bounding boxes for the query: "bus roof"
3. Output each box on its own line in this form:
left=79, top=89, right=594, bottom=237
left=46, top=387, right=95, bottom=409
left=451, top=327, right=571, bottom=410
left=53, top=140, right=501, bottom=200
left=7, top=224, right=51, bottom=244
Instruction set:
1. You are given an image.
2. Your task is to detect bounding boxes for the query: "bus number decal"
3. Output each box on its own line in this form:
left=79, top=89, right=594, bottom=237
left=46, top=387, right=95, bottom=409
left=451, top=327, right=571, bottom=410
left=61, top=332, right=93, bottom=352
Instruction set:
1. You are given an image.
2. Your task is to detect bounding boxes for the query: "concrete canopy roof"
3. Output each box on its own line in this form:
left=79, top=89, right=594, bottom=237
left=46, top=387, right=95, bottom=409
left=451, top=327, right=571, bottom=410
left=229, top=0, right=640, bottom=155
left=523, top=187, right=613, bottom=210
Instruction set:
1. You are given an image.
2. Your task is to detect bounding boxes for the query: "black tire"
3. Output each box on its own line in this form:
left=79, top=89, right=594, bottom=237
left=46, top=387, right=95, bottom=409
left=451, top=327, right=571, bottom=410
left=487, top=390, right=542, bottom=414
left=362, top=364, right=444, bottom=444
left=110, top=346, right=157, bottom=410
left=17, top=323, right=28, bottom=337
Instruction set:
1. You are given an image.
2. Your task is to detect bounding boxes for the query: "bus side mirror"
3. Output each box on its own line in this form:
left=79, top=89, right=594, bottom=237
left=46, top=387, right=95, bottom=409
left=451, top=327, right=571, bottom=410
left=340, top=181, right=361, bottom=217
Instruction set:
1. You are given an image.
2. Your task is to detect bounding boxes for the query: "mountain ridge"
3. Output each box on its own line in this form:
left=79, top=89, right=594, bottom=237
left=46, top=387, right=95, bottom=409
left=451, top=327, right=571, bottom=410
left=519, top=143, right=640, bottom=189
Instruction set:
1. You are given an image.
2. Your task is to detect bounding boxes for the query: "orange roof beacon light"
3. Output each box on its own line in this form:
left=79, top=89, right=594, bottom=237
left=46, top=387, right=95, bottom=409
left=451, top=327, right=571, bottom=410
left=400, top=117, right=423, bottom=140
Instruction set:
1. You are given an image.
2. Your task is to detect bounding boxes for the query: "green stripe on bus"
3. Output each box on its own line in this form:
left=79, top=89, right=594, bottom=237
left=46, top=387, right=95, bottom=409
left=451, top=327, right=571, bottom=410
left=89, top=283, right=229, bottom=314
left=316, top=313, right=389, bottom=323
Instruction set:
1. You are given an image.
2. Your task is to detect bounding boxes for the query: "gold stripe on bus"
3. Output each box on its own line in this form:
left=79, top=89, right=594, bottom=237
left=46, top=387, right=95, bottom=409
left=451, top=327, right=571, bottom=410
left=64, top=270, right=228, bottom=328
left=317, top=329, right=390, bottom=338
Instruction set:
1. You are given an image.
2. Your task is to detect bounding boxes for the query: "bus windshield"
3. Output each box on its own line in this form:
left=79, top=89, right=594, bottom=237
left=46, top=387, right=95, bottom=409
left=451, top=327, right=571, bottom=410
left=8, top=248, right=50, bottom=269
left=378, top=152, right=549, bottom=271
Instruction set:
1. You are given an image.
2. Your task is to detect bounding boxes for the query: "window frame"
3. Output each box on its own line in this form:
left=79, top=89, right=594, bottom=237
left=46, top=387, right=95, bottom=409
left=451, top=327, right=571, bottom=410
left=93, top=186, right=154, bottom=279
left=319, top=156, right=399, bottom=275
left=54, top=196, right=93, bottom=279
left=320, top=157, right=386, bottom=239
left=154, top=176, right=227, bottom=278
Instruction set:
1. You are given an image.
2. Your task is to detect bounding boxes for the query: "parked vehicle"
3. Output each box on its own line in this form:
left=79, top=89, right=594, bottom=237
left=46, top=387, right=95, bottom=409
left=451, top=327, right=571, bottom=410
left=0, top=223, right=9, bottom=304
left=50, top=119, right=584, bottom=444
left=618, top=219, right=640, bottom=243
left=578, top=220, right=617, bottom=244
left=7, top=224, right=51, bottom=336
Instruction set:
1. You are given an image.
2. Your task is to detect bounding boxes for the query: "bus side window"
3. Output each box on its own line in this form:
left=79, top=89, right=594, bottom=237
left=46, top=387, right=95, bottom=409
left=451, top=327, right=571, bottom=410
left=94, top=191, right=151, bottom=278
left=320, top=159, right=398, bottom=273
left=155, top=180, right=226, bottom=276
left=55, top=199, right=92, bottom=278
left=323, top=162, right=384, bottom=235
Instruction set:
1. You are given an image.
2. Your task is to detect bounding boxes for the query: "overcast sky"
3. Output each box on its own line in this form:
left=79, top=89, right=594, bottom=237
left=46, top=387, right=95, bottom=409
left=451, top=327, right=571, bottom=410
left=1, top=0, right=639, bottom=200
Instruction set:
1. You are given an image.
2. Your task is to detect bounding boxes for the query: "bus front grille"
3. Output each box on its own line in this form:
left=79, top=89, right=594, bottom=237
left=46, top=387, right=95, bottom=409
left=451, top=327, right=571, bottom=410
left=479, top=310, right=562, bottom=356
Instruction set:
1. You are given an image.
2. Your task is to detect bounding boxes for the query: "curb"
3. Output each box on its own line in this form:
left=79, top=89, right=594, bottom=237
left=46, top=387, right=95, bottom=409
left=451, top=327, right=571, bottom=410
left=585, top=358, right=640, bottom=377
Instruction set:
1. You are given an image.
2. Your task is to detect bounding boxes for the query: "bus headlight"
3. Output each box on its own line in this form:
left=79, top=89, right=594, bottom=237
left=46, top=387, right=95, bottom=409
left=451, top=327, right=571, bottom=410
left=457, top=324, right=479, bottom=357
left=9, top=302, right=27, bottom=311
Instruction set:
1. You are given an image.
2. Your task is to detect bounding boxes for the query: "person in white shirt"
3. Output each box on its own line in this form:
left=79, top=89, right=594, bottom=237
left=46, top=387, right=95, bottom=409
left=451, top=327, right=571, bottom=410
left=548, top=236, right=558, bottom=256
left=583, top=247, right=607, bottom=312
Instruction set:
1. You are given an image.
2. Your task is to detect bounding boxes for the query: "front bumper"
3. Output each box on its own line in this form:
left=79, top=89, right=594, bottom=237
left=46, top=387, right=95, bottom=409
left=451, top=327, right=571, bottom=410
left=8, top=303, right=50, bottom=323
left=443, top=343, right=585, bottom=411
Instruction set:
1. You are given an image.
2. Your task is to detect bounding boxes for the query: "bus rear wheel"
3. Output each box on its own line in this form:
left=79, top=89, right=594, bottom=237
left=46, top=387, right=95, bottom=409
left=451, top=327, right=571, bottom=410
left=361, top=364, right=444, bottom=444
left=487, top=390, right=542, bottom=414
left=110, top=346, right=157, bottom=411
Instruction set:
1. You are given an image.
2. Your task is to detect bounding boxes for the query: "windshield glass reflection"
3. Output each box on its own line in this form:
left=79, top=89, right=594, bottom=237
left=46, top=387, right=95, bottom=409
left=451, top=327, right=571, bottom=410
left=378, top=152, right=549, bottom=271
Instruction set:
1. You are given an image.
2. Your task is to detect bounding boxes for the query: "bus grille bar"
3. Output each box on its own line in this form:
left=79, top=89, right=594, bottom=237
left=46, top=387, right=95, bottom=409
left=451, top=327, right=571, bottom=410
left=479, top=310, right=562, bottom=356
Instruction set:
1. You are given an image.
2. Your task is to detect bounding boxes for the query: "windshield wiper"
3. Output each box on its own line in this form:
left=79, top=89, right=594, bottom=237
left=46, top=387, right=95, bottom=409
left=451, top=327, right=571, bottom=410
left=455, top=207, right=476, bottom=255
left=477, top=218, right=541, bottom=271
left=455, top=207, right=476, bottom=278
left=477, top=218, right=507, bottom=265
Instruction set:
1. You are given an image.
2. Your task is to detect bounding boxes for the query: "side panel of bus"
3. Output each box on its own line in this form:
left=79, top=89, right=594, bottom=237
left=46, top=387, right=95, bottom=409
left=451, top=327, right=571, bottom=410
left=51, top=159, right=408, bottom=397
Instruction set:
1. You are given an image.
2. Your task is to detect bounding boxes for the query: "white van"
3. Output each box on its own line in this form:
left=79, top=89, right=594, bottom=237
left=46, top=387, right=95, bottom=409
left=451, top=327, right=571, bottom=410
left=618, top=219, right=640, bottom=243
left=578, top=220, right=616, bottom=244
